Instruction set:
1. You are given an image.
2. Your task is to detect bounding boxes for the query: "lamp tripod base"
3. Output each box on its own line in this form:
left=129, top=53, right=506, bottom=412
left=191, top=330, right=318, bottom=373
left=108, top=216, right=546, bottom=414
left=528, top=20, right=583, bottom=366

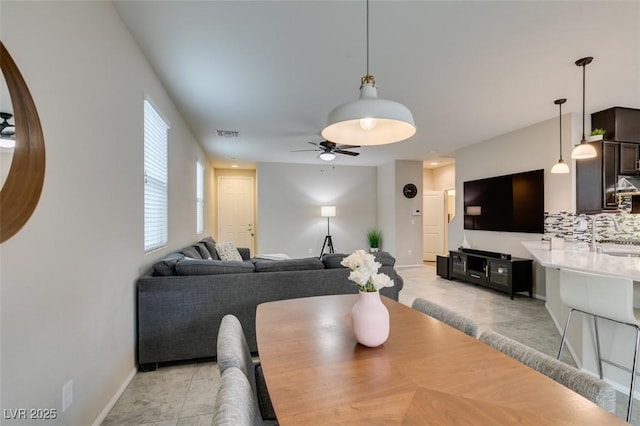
left=320, top=235, right=335, bottom=258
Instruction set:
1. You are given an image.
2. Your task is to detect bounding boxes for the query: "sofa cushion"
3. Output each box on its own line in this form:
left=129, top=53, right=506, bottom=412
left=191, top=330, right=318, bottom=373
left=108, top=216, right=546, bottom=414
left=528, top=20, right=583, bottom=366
left=152, top=252, right=186, bottom=276
left=181, top=246, right=202, bottom=260
left=253, top=257, right=324, bottom=273
left=175, top=259, right=255, bottom=275
left=195, top=243, right=213, bottom=260
left=322, top=251, right=396, bottom=269
left=200, top=237, right=220, bottom=260
left=216, top=242, right=243, bottom=262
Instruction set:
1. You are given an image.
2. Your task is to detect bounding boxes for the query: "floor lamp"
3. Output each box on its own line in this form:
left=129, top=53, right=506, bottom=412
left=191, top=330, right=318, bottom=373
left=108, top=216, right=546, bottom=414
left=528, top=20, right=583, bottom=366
left=320, top=206, right=336, bottom=257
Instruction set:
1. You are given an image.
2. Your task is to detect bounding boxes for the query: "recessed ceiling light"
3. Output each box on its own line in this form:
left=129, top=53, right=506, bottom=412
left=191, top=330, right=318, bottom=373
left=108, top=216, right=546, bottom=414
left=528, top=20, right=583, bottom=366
left=430, top=161, right=439, bottom=166
left=231, top=164, right=238, bottom=168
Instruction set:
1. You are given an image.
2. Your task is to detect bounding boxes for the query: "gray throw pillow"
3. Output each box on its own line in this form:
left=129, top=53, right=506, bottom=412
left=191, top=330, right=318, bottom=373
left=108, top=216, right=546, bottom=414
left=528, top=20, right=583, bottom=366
left=200, top=237, right=220, bottom=260
left=180, top=246, right=202, bottom=260
left=195, top=243, right=213, bottom=259
left=152, top=252, right=185, bottom=276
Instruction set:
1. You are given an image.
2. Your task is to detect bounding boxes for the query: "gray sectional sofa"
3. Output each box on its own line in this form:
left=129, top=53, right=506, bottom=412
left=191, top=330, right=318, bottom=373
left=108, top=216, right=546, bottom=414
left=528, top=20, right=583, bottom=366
left=137, top=237, right=403, bottom=370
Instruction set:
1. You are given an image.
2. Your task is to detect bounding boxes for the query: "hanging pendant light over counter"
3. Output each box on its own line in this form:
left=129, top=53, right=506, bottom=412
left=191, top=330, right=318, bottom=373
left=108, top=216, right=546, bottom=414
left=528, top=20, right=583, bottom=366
left=551, top=98, right=570, bottom=174
left=321, top=0, right=416, bottom=146
left=571, top=56, right=597, bottom=159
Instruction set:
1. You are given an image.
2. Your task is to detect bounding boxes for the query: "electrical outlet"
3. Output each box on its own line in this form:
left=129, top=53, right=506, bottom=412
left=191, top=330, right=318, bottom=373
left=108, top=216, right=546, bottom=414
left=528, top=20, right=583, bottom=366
left=308, top=248, right=313, bottom=254
left=62, top=380, right=73, bottom=412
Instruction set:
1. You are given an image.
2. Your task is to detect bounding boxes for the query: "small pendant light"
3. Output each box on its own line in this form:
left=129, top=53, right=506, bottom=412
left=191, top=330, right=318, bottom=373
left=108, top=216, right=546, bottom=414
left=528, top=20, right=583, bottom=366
left=571, top=56, right=597, bottom=159
left=321, top=0, right=415, bottom=146
left=551, top=99, right=570, bottom=174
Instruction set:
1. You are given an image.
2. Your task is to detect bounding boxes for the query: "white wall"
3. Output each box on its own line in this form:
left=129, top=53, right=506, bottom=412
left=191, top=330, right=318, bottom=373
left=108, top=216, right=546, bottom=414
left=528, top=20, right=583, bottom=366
left=256, top=162, right=377, bottom=257
left=394, top=160, right=424, bottom=266
left=450, top=113, right=577, bottom=259
left=449, top=113, right=578, bottom=297
left=0, top=2, right=213, bottom=424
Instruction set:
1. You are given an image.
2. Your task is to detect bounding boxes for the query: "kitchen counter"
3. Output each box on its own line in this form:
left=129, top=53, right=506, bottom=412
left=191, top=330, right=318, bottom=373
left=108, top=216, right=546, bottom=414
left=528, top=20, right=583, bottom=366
left=522, top=240, right=640, bottom=401
left=522, top=240, right=640, bottom=281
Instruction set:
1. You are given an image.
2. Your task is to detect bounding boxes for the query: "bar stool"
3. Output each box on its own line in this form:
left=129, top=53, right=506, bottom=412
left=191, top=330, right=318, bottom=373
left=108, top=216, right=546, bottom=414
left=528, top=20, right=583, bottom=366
left=557, top=268, right=640, bottom=422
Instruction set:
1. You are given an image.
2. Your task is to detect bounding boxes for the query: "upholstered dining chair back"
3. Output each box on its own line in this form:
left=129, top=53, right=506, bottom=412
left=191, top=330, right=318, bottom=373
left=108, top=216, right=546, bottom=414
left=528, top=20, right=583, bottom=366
left=479, top=331, right=616, bottom=413
left=213, top=367, right=263, bottom=426
left=216, top=314, right=276, bottom=421
left=411, top=297, right=478, bottom=338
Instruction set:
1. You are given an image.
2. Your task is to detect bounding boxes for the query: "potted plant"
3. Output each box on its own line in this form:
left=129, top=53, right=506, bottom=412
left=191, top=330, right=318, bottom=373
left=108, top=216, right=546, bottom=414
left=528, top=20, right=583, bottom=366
left=367, top=229, right=382, bottom=253
left=588, top=128, right=606, bottom=142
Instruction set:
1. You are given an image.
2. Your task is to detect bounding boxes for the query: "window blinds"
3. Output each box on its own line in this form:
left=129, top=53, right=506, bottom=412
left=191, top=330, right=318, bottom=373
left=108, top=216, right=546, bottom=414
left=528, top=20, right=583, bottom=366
left=144, top=100, right=169, bottom=252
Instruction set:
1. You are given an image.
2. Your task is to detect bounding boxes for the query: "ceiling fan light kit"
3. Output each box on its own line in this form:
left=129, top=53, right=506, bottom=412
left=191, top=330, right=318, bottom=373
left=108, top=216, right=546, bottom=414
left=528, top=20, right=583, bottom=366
left=571, top=56, right=597, bottom=160
left=551, top=98, right=570, bottom=174
left=319, top=151, right=336, bottom=161
left=322, top=0, right=415, bottom=146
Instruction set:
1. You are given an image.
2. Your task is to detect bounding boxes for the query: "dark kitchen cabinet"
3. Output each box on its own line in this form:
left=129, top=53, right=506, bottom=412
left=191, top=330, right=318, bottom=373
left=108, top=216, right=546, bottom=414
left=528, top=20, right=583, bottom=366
left=591, top=107, right=640, bottom=143
left=576, top=140, right=619, bottom=213
left=620, top=143, right=640, bottom=175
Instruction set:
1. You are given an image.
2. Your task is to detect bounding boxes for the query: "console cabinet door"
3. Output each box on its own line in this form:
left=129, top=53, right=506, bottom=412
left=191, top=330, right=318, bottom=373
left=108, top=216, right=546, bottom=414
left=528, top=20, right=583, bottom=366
left=450, top=252, right=467, bottom=279
left=488, top=260, right=509, bottom=290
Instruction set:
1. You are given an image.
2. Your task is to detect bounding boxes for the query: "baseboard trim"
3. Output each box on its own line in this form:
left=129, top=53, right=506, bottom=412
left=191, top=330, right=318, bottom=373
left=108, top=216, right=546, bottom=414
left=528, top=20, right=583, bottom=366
left=92, top=366, right=137, bottom=426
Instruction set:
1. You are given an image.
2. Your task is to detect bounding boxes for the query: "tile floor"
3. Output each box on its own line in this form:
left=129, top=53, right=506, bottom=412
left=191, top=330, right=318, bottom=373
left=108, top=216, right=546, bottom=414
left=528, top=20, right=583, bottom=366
left=103, top=262, right=638, bottom=425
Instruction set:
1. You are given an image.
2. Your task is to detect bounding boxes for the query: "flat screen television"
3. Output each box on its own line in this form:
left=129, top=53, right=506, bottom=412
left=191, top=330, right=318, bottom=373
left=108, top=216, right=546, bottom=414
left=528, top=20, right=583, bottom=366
left=463, top=169, right=544, bottom=233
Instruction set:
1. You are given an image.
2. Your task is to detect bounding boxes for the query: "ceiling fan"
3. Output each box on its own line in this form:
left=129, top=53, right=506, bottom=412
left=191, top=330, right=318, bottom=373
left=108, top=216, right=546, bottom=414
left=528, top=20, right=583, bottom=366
left=0, top=112, right=16, bottom=140
left=292, top=140, right=360, bottom=161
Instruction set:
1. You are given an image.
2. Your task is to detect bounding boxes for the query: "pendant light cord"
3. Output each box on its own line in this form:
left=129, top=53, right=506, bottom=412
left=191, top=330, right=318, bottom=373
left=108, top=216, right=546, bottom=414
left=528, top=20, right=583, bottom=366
left=581, top=63, right=586, bottom=142
left=366, top=0, right=369, bottom=76
left=559, top=102, right=563, bottom=160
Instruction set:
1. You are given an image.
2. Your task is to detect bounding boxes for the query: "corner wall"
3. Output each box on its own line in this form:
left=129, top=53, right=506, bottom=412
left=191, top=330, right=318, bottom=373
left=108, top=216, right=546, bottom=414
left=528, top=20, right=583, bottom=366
left=0, top=2, right=213, bottom=424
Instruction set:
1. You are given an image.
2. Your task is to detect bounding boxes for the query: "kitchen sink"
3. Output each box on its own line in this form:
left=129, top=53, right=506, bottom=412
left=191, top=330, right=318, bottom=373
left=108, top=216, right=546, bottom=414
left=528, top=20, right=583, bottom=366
left=602, top=249, right=640, bottom=258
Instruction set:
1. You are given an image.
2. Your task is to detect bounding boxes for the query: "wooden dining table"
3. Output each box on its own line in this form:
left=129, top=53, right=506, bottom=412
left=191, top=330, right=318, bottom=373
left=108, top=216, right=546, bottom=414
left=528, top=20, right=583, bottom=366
left=256, top=294, right=625, bottom=425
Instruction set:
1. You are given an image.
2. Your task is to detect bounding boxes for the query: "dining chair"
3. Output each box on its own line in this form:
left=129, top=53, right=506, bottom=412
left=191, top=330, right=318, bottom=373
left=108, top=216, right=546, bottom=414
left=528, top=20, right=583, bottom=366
left=480, top=330, right=616, bottom=413
left=556, top=268, right=639, bottom=421
left=217, top=314, right=276, bottom=421
left=212, top=367, right=263, bottom=426
left=411, top=297, right=478, bottom=337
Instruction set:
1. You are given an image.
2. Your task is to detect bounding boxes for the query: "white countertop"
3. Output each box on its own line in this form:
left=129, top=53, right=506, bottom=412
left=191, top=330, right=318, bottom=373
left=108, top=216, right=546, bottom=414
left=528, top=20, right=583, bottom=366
left=522, top=241, right=640, bottom=281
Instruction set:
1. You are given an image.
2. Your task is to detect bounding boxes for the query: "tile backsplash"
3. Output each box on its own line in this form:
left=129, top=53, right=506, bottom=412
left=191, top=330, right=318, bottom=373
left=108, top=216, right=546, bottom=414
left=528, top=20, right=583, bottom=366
left=544, top=195, right=640, bottom=244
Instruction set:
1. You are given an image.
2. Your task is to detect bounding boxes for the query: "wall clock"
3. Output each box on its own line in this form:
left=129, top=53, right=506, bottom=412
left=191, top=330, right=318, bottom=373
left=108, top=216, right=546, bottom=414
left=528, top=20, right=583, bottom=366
left=403, top=183, right=418, bottom=199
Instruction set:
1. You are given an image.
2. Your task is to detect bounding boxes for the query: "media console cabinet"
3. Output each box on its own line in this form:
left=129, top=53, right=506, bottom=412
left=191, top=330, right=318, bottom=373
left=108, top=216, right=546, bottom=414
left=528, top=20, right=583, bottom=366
left=448, top=249, right=533, bottom=299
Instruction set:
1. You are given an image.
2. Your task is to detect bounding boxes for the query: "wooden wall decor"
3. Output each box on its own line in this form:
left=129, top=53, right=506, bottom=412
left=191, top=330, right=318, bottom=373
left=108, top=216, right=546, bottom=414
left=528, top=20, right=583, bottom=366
left=0, top=41, right=45, bottom=243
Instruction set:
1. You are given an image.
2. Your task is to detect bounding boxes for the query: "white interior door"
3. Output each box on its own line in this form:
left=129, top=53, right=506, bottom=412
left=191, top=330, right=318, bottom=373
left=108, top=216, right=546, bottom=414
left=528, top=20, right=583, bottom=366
left=423, top=191, right=445, bottom=261
left=218, top=176, right=255, bottom=253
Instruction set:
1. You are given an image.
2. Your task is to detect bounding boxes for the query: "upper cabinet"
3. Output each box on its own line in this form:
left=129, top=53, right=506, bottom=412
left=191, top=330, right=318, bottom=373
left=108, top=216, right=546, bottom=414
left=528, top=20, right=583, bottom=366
left=592, top=107, right=640, bottom=143
left=576, top=107, right=640, bottom=213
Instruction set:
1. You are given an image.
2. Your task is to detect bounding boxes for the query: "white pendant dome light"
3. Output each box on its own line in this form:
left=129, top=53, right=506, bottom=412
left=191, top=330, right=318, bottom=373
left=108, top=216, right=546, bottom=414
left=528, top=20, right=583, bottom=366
left=571, top=56, right=597, bottom=160
left=321, top=0, right=415, bottom=146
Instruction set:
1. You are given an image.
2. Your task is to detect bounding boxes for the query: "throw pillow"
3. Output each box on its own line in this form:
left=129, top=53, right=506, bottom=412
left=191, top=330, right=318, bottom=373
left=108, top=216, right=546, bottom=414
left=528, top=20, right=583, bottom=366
left=216, top=242, right=243, bottom=262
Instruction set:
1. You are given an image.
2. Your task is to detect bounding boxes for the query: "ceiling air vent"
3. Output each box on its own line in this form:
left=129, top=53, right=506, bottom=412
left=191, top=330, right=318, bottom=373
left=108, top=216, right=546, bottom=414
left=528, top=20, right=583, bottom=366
left=217, top=130, right=239, bottom=138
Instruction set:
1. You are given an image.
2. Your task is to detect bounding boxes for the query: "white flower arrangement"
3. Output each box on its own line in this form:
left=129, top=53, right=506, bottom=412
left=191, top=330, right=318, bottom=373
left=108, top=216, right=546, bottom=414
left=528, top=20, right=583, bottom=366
left=341, top=249, right=395, bottom=292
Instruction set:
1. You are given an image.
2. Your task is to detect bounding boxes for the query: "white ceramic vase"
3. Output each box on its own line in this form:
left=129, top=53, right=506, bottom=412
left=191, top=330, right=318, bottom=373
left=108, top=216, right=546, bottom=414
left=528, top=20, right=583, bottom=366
left=351, top=291, right=390, bottom=347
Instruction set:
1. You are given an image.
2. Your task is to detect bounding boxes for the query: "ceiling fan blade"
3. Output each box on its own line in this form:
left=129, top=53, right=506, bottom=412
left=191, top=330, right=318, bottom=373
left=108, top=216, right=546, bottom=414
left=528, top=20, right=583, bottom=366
left=334, top=149, right=360, bottom=157
left=336, top=144, right=360, bottom=150
left=291, top=149, right=322, bottom=153
left=319, top=140, right=336, bottom=149
left=307, top=141, right=321, bottom=147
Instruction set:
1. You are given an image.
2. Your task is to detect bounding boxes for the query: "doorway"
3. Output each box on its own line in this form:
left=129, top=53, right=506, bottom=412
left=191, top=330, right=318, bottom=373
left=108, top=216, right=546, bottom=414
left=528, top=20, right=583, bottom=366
left=217, top=176, right=255, bottom=254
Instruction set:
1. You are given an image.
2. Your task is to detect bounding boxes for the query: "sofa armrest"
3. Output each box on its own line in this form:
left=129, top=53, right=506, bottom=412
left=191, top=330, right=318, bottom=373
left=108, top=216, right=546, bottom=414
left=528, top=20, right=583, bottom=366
left=238, top=247, right=251, bottom=260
